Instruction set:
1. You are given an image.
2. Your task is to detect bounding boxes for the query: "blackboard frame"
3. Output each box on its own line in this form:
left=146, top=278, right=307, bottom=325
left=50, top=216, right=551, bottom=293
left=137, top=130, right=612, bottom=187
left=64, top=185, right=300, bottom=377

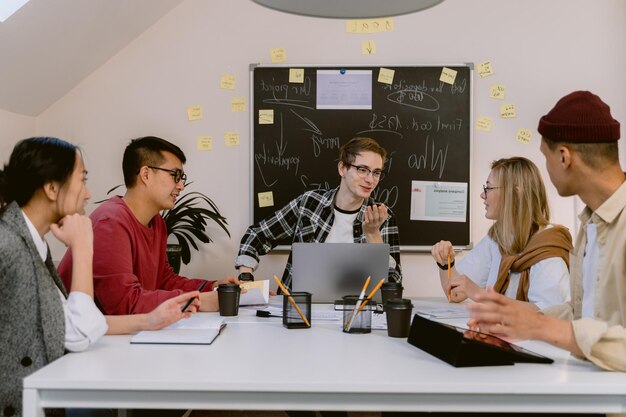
left=249, top=63, right=474, bottom=251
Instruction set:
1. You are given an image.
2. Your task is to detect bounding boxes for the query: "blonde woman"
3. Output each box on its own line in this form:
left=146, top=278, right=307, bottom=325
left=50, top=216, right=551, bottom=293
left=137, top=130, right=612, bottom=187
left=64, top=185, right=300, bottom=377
left=431, top=157, right=572, bottom=310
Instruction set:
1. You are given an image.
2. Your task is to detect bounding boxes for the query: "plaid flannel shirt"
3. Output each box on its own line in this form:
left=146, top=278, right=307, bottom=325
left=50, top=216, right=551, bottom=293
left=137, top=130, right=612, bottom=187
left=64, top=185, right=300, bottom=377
left=235, top=187, right=402, bottom=289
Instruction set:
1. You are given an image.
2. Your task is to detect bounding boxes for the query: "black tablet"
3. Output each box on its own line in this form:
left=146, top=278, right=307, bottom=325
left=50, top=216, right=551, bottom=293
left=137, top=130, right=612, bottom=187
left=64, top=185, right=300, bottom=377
left=407, top=314, right=554, bottom=367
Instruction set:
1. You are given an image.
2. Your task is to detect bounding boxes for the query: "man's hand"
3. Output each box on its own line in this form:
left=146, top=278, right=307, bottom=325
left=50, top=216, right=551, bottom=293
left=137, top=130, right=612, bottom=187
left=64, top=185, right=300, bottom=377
left=467, top=287, right=543, bottom=339
left=145, top=291, right=200, bottom=330
left=363, top=204, right=388, bottom=242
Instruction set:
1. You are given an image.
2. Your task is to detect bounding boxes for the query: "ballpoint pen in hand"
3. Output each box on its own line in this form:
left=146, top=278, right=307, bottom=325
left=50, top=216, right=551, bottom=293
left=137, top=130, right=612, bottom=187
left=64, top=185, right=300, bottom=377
left=273, top=275, right=311, bottom=327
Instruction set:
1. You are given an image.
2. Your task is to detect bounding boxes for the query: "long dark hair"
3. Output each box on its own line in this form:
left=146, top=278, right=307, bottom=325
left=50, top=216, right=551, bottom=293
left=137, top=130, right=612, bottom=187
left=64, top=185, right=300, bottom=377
left=0, top=137, right=78, bottom=209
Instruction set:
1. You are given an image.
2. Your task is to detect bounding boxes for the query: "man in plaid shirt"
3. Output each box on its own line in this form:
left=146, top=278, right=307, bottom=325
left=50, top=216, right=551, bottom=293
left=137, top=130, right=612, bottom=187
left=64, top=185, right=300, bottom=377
left=235, top=137, right=402, bottom=289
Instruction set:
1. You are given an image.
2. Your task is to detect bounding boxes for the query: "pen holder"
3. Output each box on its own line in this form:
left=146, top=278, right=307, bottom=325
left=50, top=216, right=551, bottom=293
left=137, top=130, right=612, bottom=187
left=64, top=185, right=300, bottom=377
left=342, top=295, right=373, bottom=334
left=283, top=292, right=311, bottom=329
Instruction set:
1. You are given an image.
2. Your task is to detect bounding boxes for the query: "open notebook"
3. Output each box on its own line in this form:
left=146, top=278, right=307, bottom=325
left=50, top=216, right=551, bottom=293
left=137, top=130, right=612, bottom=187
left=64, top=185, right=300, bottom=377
left=131, top=313, right=226, bottom=345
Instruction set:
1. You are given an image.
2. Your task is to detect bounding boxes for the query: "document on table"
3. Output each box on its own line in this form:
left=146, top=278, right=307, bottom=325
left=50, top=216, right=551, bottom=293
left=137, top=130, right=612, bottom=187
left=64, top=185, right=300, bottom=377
left=131, top=313, right=226, bottom=345
left=240, top=280, right=270, bottom=305
left=416, top=306, right=470, bottom=319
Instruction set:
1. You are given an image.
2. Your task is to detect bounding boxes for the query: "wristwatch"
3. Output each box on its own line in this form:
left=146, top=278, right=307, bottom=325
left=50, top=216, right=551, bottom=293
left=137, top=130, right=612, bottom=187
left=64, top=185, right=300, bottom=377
left=238, top=272, right=255, bottom=281
left=436, top=260, right=455, bottom=270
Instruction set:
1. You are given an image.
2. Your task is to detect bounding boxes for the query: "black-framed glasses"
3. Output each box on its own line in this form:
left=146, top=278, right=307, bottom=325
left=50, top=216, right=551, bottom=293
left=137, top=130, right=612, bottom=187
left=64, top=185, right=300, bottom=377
left=346, top=163, right=385, bottom=180
left=482, top=184, right=500, bottom=195
left=147, top=166, right=187, bottom=184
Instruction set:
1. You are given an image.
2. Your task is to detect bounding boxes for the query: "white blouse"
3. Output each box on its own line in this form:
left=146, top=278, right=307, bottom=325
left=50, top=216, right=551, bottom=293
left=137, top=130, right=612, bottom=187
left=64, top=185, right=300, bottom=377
left=456, top=229, right=571, bottom=310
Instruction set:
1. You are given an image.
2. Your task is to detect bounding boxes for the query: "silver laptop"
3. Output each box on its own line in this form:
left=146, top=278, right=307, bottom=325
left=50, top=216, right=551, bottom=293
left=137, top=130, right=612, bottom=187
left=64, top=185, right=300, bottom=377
left=291, top=242, right=390, bottom=303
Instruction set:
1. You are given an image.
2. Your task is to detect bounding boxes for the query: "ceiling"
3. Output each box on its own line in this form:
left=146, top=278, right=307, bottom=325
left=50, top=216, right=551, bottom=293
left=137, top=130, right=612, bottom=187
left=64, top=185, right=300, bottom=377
left=0, top=0, right=184, bottom=116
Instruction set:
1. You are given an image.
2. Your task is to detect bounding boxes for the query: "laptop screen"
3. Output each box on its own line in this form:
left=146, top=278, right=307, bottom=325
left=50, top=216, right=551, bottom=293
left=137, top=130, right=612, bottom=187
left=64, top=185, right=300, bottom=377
left=291, top=242, right=390, bottom=303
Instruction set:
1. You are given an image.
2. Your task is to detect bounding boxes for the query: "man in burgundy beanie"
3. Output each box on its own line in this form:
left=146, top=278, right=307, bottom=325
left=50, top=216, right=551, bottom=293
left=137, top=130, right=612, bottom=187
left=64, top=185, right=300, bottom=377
left=469, top=91, right=626, bottom=371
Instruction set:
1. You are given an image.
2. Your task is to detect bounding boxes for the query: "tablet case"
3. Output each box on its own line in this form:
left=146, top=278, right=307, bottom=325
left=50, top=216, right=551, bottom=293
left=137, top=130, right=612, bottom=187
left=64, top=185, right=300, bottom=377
left=407, top=314, right=553, bottom=367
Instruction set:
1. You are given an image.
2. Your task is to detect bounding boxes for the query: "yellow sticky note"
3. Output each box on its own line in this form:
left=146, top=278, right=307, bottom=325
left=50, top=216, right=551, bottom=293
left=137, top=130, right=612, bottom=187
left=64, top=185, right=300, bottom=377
left=224, top=131, right=240, bottom=147
left=378, top=68, right=395, bottom=85
left=516, top=128, right=533, bottom=144
left=220, top=74, right=236, bottom=90
left=270, top=47, right=287, bottom=63
left=489, top=84, right=506, bottom=100
left=346, top=18, right=394, bottom=34
left=289, top=68, right=304, bottom=83
left=476, top=116, right=493, bottom=132
left=196, top=136, right=212, bottom=151
left=477, top=61, right=494, bottom=78
left=361, top=40, right=377, bottom=55
left=257, top=191, right=274, bottom=208
left=187, top=105, right=203, bottom=121
left=500, top=103, right=516, bottom=119
left=440, top=67, right=457, bottom=85
left=231, top=97, right=246, bottom=112
left=259, top=109, right=274, bottom=125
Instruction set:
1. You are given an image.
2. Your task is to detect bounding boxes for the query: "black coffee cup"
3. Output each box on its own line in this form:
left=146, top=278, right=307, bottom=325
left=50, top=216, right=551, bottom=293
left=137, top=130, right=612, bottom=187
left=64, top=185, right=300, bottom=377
left=381, top=281, right=403, bottom=307
left=217, top=283, right=241, bottom=316
left=385, top=298, right=413, bottom=338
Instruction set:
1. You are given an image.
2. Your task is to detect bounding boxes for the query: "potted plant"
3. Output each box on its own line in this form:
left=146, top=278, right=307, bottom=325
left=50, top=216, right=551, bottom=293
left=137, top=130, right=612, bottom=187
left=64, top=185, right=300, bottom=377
left=163, top=190, right=230, bottom=273
left=98, top=184, right=230, bottom=273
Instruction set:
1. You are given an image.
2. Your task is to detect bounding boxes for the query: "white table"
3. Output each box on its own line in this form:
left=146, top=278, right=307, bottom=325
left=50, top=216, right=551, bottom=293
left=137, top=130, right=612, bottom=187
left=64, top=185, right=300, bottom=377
left=23, top=299, right=626, bottom=416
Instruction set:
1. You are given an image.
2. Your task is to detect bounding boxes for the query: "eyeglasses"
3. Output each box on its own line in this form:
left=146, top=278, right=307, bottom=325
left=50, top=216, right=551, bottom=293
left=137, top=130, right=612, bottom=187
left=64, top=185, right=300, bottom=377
left=147, top=166, right=187, bottom=184
left=482, top=184, right=501, bottom=195
left=346, top=164, right=385, bottom=180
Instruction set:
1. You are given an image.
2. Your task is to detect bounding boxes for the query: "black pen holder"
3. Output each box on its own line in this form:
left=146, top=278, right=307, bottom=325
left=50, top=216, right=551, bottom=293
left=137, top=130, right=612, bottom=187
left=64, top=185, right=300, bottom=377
left=283, top=292, right=312, bottom=329
left=342, top=295, right=373, bottom=334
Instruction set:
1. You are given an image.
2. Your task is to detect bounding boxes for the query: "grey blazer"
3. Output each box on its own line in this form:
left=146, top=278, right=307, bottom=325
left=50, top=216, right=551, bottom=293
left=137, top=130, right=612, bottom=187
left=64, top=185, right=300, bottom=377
left=0, top=202, right=67, bottom=417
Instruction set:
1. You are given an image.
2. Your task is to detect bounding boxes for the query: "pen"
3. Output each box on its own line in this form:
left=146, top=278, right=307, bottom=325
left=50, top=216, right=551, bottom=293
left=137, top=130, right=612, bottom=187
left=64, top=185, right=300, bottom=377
left=447, top=253, right=452, bottom=302
left=181, top=280, right=208, bottom=313
left=345, top=276, right=371, bottom=331
left=353, top=278, right=385, bottom=316
left=273, top=275, right=311, bottom=327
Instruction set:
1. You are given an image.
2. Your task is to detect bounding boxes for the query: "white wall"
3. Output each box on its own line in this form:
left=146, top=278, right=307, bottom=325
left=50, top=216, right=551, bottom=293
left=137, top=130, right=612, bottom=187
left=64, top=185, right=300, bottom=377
left=0, top=109, right=35, bottom=159
left=33, top=0, right=626, bottom=297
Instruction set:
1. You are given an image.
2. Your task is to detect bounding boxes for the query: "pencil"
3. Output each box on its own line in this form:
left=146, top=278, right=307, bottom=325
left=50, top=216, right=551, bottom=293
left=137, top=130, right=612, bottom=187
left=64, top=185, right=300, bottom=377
left=344, top=276, right=371, bottom=331
left=447, top=253, right=452, bottom=302
left=273, top=275, right=311, bottom=327
left=353, top=278, right=385, bottom=315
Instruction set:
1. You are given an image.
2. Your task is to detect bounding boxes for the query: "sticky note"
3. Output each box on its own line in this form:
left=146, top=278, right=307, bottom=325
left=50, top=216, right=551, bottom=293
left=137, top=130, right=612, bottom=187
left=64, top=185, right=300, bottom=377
left=197, top=136, right=212, bottom=151
left=477, top=61, right=494, bottom=78
left=378, top=68, right=395, bottom=84
left=257, top=191, right=274, bottom=208
left=476, top=116, right=493, bottom=132
left=346, top=18, right=394, bottom=34
left=289, top=68, right=304, bottom=83
left=489, top=84, right=506, bottom=100
left=259, top=109, right=274, bottom=125
left=270, top=47, right=287, bottom=63
left=361, top=40, right=377, bottom=55
left=500, top=103, right=516, bottom=119
left=224, top=131, right=240, bottom=147
left=220, top=74, right=236, bottom=90
left=516, top=128, right=532, bottom=144
left=187, top=105, right=203, bottom=121
left=231, top=97, right=246, bottom=112
left=439, top=67, right=457, bottom=85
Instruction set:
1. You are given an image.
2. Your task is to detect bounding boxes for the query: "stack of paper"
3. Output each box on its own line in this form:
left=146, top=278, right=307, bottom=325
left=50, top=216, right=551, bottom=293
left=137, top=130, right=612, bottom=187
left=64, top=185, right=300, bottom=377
left=239, top=279, right=270, bottom=305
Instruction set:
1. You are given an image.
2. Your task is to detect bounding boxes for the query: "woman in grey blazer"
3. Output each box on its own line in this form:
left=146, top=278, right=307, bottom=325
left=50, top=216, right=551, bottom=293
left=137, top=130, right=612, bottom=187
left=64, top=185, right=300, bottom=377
left=0, top=137, right=202, bottom=417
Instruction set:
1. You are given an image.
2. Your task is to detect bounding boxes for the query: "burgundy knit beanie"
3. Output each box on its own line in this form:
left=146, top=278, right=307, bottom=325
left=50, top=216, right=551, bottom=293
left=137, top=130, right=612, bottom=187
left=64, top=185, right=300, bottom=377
left=537, top=91, right=620, bottom=143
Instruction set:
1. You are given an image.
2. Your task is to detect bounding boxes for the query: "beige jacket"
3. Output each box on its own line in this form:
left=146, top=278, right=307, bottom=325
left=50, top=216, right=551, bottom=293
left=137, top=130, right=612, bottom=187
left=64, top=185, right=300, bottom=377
left=544, top=179, right=626, bottom=371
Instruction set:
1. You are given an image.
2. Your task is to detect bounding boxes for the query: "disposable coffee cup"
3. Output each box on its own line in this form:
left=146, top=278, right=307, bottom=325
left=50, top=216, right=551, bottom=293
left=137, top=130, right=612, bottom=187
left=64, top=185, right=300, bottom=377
left=385, top=298, right=413, bottom=338
left=381, top=282, right=403, bottom=307
left=217, top=283, right=241, bottom=316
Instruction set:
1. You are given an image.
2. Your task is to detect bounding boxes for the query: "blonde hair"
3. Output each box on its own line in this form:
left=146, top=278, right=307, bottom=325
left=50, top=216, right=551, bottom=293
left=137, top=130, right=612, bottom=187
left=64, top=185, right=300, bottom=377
left=487, top=157, right=550, bottom=254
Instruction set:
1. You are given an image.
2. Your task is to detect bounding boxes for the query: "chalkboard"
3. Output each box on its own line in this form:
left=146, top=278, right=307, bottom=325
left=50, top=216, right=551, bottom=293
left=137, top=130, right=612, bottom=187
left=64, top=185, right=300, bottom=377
left=251, top=65, right=473, bottom=250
